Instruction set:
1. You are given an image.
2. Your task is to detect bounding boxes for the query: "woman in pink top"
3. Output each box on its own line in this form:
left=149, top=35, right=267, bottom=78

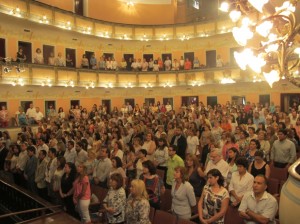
left=73, top=163, right=91, bottom=223
left=222, top=132, right=239, bottom=160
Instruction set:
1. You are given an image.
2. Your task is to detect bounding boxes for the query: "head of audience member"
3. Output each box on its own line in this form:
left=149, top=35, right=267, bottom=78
left=110, top=173, right=123, bottom=190
left=130, top=179, right=148, bottom=200
left=227, top=147, right=239, bottom=163
left=48, top=147, right=57, bottom=159
left=39, top=149, right=47, bottom=161
left=168, top=145, right=178, bottom=158
left=76, top=163, right=87, bottom=178
left=248, top=127, right=255, bottom=135
left=209, top=148, right=222, bottom=164
left=64, top=162, right=77, bottom=179
left=254, top=150, right=265, bottom=164
left=236, top=157, right=248, bottom=175
left=207, top=168, right=225, bottom=187
left=253, top=175, right=268, bottom=196
left=67, top=141, right=75, bottom=151
left=249, top=139, right=261, bottom=150
left=142, top=160, right=156, bottom=176
left=175, top=127, right=183, bottom=136
left=57, top=156, right=66, bottom=170
left=112, top=156, right=123, bottom=169
left=27, top=146, right=36, bottom=157
left=185, top=154, right=200, bottom=170
left=75, top=142, right=84, bottom=153
left=174, top=166, right=187, bottom=183
left=99, top=147, right=110, bottom=159
left=278, top=129, right=287, bottom=141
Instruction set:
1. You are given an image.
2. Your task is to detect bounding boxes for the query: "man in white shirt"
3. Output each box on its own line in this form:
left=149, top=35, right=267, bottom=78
left=165, top=102, right=172, bottom=112
left=64, top=141, right=76, bottom=163
left=36, top=137, right=49, bottom=157
left=164, top=56, right=172, bottom=71
left=93, top=147, right=112, bottom=188
left=75, top=142, right=88, bottom=166
left=205, top=148, right=229, bottom=180
left=34, top=107, right=44, bottom=124
left=26, top=103, right=36, bottom=124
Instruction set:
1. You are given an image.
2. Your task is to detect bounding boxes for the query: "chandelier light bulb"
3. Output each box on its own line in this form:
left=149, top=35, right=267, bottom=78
left=256, top=21, right=273, bottom=37
left=229, top=10, right=241, bottom=22
left=263, top=70, right=280, bottom=87
left=248, top=0, right=268, bottom=13
left=219, top=2, right=229, bottom=12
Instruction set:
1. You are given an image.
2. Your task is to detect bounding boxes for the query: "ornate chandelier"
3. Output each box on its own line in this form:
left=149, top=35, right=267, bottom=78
left=220, top=0, right=300, bottom=87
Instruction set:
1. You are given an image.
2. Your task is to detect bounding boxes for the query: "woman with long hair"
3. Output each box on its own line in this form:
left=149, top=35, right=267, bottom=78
left=140, top=160, right=164, bottom=209
left=185, top=154, right=205, bottom=197
left=248, top=150, right=270, bottom=179
left=198, top=169, right=229, bottom=224
left=103, top=173, right=126, bottom=224
left=245, top=139, right=261, bottom=164
left=222, top=132, right=239, bottom=161
left=73, top=163, right=91, bottom=223
left=153, top=138, right=169, bottom=174
left=60, top=162, right=77, bottom=217
left=226, top=147, right=239, bottom=185
left=171, top=166, right=196, bottom=220
left=126, top=179, right=151, bottom=224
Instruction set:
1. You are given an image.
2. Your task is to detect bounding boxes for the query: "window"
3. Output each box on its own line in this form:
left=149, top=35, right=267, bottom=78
left=182, top=96, right=199, bottom=107
left=70, top=100, right=80, bottom=108
left=125, top=99, right=135, bottom=108
left=162, top=53, right=172, bottom=61
left=102, top=100, right=111, bottom=114
left=143, top=54, right=153, bottom=62
left=232, top=96, right=246, bottom=106
left=20, top=101, right=33, bottom=113
left=43, top=45, right=55, bottom=65
left=18, top=41, right=32, bottom=63
left=259, top=95, right=270, bottom=107
left=103, top=53, right=114, bottom=60
left=74, top=0, right=84, bottom=16
left=207, top=96, right=217, bottom=107
left=85, top=51, right=94, bottom=68
left=66, top=48, right=76, bottom=68
left=0, top=38, right=5, bottom=58
left=163, top=98, right=173, bottom=108
left=45, top=100, right=56, bottom=116
left=124, top=54, right=134, bottom=61
left=206, top=50, right=216, bottom=68
left=145, top=98, right=155, bottom=106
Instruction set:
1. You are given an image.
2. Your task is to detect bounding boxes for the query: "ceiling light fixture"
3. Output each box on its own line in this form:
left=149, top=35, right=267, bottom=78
left=163, top=82, right=173, bottom=88
left=220, top=0, right=300, bottom=88
left=41, top=78, right=52, bottom=87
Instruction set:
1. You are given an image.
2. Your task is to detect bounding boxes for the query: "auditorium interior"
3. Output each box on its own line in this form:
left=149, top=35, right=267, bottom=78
left=0, top=0, right=300, bottom=224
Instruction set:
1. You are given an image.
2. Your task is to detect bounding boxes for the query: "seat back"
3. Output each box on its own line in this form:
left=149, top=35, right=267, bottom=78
left=160, top=188, right=172, bottom=211
left=177, top=219, right=197, bottom=224
left=152, top=210, right=176, bottom=224
left=269, top=164, right=289, bottom=181
left=90, top=185, right=108, bottom=204
left=267, top=178, right=280, bottom=195
left=224, top=205, right=244, bottom=224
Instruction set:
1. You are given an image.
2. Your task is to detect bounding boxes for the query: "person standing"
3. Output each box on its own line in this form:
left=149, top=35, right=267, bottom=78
left=0, top=140, right=8, bottom=170
left=73, top=163, right=91, bottom=223
left=238, top=175, right=278, bottom=224
left=93, top=147, right=112, bottom=188
left=270, top=129, right=297, bottom=168
left=166, top=145, right=184, bottom=189
left=24, top=146, right=38, bottom=193
left=35, top=150, right=48, bottom=200
left=170, top=127, right=187, bottom=160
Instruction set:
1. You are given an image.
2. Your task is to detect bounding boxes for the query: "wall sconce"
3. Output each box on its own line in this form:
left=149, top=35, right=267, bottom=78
left=179, top=35, right=190, bottom=41
left=220, top=70, right=236, bottom=84
left=39, top=15, right=49, bottom=24
left=163, top=82, right=173, bottom=88
left=104, top=83, right=113, bottom=88
left=120, top=34, right=129, bottom=40
left=16, top=66, right=25, bottom=73
left=160, top=34, right=169, bottom=41
left=141, top=34, right=149, bottom=42
left=144, top=82, right=153, bottom=88
left=9, top=7, right=21, bottom=17
left=12, top=77, right=25, bottom=86
left=3, top=67, right=12, bottom=73
left=83, top=27, right=92, bottom=35
left=64, top=80, right=75, bottom=87
left=41, top=78, right=52, bottom=87
left=191, top=81, right=203, bottom=86
left=85, top=81, right=95, bottom=89
left=124, top=82, right=133, bottom=88
left=63, top=21, right=72, bottom=30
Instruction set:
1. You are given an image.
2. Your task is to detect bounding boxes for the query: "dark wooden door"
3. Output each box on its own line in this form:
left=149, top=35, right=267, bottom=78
left=74, top=0, right=84, bottom=16
left=18, top=41, right=32, bottom=63
left=85, top=51, right=94, bottom=68
left=43, top=45, right=55, bottom=65
left=206, top=50, right=216, bottom=68
left=0, top=38, right=5, bottom=59
left=143, top=54, right=153, bottom=62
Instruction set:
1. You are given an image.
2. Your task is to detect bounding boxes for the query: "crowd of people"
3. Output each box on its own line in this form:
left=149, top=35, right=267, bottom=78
left=2, top=47, right=226, bottom=72
left=0, top=99, right=298, bottom=223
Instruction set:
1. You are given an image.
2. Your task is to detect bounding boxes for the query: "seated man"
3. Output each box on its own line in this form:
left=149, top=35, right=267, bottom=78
left=238, top=175, right=278, bottom=224
left=34, top=107, right=44, bottom=124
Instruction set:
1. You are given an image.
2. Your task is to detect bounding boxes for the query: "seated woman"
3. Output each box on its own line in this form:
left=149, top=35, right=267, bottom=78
left=198, top=169, right=229, bottom=224
left=226, top=147, right=239, bottom=185
left=140, top=160, right=165, bottom=209
left=228, top=157, right=254, bottom=207
left=248, top=150, right=270, bottom=179
left=103, top=173, right=126, bottom=224
left=126, top=179, right=151, bottom=224
left=185, top=154, right=205, bottom=197
left=171, top=166, right=197, bottom=220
